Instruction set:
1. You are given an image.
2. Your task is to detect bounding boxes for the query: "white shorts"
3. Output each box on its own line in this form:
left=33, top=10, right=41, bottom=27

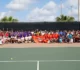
left=70, top=39, right=73, bottom=43
left=18, top=39, right=21, bottom=42
left=25, top=37, right=29, bottom=41
left=11, top=36, right=14, bottom=39
left=0, top=39, right=2, bottom=44
left=28, top=36, right=32, bottom=40
left=21, top=37, right=24, bottom=41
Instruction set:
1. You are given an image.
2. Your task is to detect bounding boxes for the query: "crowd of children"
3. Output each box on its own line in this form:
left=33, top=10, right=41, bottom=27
left=0, top=29, right=80, bottom=44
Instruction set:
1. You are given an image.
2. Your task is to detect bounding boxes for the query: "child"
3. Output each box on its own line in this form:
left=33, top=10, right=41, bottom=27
left=59, top=36, right=63, bottom=43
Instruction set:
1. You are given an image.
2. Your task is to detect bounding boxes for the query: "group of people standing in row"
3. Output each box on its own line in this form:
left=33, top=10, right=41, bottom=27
left=0, top=29, right=80, bottom=44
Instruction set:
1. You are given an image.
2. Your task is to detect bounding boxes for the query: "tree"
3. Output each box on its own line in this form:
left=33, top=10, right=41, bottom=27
left=12, top=19, right=18, bottom=22
left=8, top=16, right=13, bottom=21
left=0, top=16, right=18, bottom=22
left=56, top=15, right=75, bottom=22
left=1, top=16, right=8, bottom=22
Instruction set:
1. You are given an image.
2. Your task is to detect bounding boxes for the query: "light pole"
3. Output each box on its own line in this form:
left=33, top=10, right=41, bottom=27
left=78, top=0, right=80, bottom=21
left=70, top=5, right=73, bottom=16
left=60, top=0, right=63, bottom=15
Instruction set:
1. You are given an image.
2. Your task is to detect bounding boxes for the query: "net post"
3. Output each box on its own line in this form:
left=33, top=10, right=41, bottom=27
left=37, top=61, right=39, bottom=70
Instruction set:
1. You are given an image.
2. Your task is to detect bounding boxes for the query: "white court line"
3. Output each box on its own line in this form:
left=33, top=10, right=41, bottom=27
left=37, top=61, right=39, bottom=70
left=0, top=60, right=80, bottom=62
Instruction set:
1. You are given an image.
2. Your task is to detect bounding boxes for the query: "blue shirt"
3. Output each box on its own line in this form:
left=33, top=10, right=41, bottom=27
left=68, top=34, right=73, bottom=39
left=59, top=31, right=63, bottom=36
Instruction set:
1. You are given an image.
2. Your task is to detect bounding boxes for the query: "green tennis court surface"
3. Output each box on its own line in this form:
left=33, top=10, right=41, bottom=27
left=0, top=47, right=80, bottom=70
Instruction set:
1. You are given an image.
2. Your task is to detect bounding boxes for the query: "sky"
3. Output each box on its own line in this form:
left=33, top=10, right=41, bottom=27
left=0, top=0, right=79, bottom=22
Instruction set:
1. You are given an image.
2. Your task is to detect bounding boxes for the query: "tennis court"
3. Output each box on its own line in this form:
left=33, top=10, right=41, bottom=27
left=0, top=47, right=80, bottom=70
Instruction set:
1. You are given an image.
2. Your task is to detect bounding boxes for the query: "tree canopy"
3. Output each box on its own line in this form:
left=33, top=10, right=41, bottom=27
left=0, top=16, right=18, bottom=22
left=56, top=15, right=75, bottom=22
